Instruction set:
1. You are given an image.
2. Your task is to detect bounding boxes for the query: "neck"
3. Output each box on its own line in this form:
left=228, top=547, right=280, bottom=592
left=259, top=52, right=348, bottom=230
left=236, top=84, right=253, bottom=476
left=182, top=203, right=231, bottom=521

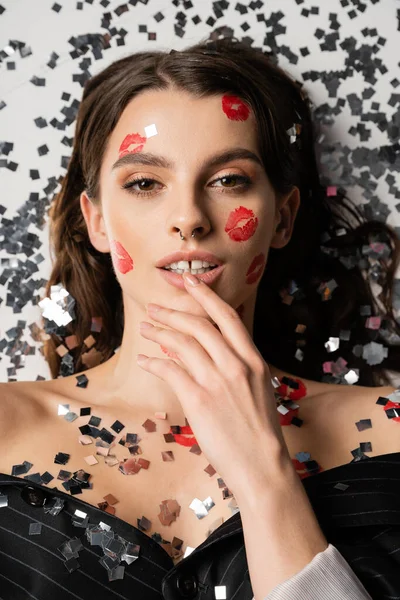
left=86, top=292, right=308, bottom=421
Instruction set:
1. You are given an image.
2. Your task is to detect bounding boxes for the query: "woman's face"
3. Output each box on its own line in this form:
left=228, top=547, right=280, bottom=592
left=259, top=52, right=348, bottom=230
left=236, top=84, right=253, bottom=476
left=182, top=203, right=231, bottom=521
left=84, top=88, right=294, bottom=319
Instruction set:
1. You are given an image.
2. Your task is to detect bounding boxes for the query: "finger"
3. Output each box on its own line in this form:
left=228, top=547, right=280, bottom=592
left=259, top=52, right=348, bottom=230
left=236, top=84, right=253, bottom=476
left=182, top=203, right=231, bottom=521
left=145, top=308, right=243, bottom=375
left=137, top=353, right=202, bottom=402
left=140, top=323, right=217, bottom=386
left=182, top=274, right=262, bottom=367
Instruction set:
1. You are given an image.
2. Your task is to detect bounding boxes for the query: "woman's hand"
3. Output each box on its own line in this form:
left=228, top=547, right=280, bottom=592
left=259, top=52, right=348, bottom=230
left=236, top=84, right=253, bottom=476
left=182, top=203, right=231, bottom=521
left=137, top=271, right=292, bottom=500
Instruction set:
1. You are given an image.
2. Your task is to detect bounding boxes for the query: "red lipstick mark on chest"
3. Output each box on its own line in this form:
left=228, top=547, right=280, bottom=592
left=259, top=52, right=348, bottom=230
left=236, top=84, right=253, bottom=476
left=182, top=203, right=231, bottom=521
left=169, top=425, right=198, bottom=447
left=118, top=132, right=147, bottom=158
left=246, top=253, right=265, bottom=285
left=225, top=206, right=258, bottom=242
left=110, top=240, right=134, bottom=274
left=221, top=95, right=250, bottom=121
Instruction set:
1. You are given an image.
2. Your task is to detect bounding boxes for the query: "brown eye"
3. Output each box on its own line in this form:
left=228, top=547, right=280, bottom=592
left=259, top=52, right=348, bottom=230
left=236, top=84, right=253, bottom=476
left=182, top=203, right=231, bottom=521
left=121, top=174, right=252, bottom=197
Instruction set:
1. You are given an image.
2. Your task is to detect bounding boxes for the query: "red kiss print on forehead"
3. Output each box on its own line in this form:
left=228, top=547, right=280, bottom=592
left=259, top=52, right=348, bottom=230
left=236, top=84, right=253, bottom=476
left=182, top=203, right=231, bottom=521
left=118, top=132, right=147, bottom=158
left=221, top=95, right=250, bottom=121
left=225, top=206, right=258, bottom=242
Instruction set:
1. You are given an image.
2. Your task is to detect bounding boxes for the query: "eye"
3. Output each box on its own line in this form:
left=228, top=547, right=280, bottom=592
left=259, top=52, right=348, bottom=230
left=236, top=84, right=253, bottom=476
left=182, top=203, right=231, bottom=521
left=121, top=173, right=252, bottom=197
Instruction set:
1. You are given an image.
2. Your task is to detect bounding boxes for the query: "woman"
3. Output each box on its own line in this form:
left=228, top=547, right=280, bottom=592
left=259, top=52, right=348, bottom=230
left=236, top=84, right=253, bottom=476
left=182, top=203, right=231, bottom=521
left=1, top=37, right=400, bottom=600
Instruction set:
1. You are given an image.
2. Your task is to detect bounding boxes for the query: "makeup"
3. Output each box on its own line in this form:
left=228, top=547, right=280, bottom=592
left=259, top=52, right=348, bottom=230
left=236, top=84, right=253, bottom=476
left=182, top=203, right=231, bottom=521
left=224, top=206, right=258, bottom=242
left=169, top=425, right=198, bottom=448
left=110, top=240, right=134, bottom=274
left=274, top=377, right=308, bottom=429
left=292, top=455, right=323, bottom=479
left=277, top=377, right=307, bottom=402
left=382, top=397, right=400, bottom=423
left=118, top=132, right=147, bottom=158
left=221, top=94, right=250, bottom=121
left=246, top=253, right=265, bottom=285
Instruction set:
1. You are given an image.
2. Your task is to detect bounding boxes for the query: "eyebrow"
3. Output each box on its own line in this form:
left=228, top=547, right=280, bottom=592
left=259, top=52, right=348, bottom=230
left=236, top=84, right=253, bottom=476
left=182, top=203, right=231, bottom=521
left=111, top=147, right=263, bottom=172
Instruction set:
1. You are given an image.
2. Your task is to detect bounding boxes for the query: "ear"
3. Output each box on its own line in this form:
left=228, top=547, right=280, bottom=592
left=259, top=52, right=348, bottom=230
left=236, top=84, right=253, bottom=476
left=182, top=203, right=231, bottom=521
left=270, top=186, right=300, bottom=249
left=79, top=191, right=111, bottom=253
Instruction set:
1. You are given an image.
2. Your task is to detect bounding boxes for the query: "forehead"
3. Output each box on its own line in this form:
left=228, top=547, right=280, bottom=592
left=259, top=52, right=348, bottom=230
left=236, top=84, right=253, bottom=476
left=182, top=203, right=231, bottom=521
left=103, top=89, right=259, bottom=169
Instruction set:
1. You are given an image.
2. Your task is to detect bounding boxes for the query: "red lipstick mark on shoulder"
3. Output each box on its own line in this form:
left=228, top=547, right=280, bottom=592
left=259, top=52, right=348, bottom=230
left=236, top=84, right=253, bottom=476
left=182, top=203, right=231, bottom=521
left=292, top=457, right=323, bottom=480
left=225, top=206, right=258, bottom=242
left=246, top=253, right=265, bottom=285
left=221, top=95, right=250, bottom=121
left=277, top=378, right=307, bottom=403
left=110, top=240, right=134, bottom=274
left=118, top=132, right=147, bottom=158
left=275, top=377, right=308, bottom=426
left=383, top=399, right=400, bottom=423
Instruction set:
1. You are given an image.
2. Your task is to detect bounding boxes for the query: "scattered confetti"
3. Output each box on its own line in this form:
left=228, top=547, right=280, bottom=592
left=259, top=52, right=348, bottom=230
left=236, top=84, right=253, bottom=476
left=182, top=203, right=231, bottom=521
left=1, top=3, right=400, bottom=596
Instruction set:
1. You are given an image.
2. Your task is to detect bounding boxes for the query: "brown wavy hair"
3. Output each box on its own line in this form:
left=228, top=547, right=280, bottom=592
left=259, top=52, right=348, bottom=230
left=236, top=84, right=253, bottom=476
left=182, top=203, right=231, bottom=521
left=42, top=36, right=400, bottom=387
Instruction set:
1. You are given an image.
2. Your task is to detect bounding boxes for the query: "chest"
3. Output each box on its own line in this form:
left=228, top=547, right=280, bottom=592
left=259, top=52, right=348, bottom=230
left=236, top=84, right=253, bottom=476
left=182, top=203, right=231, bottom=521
left=2, top=404, right=237, bottom=563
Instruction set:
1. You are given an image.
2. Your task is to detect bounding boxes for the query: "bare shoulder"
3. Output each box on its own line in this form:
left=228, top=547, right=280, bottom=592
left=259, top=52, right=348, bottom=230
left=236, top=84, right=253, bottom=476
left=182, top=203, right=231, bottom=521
left=312, top=382, right=400, bottom=468
left=0, top=380, right=49, bottom=442
left=282, top=379, right=400, bottom=477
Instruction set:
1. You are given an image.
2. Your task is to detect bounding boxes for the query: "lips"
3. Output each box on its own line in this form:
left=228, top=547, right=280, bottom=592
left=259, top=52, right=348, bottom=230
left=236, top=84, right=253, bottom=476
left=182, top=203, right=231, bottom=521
left=118, top=132, right=147, bottom=158
left=110, top=240, right=134, bottom=274
left=158, top=263, right=225, bottom=290
left=246, top=253, right=265, bottom=285
left=225, top=206, right=258, bottom=242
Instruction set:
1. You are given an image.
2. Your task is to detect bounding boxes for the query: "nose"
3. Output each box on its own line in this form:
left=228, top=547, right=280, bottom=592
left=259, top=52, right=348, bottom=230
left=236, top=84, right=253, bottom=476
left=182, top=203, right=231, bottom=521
left=168, top=190, right=212, bottom=240
left=173, top=225, right=206, bottom=240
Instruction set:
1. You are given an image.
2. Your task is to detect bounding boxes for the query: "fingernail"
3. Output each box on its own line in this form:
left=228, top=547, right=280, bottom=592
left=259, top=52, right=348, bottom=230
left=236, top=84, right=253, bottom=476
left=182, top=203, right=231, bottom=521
left=183, top=272, right=200, bottom=286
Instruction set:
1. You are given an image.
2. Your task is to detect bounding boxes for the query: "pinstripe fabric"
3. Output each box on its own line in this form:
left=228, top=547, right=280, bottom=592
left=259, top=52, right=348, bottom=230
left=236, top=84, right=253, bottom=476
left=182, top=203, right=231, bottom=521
left=1, top=452, right=400, bottom=599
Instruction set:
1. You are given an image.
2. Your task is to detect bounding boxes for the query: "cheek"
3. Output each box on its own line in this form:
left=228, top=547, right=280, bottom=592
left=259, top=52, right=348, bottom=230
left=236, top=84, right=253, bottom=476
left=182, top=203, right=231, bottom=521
left=118, top=132, right=147, bottom=158
left=245, top=253, right=266, bottom=285
left=110, top=240, right=134, bottom=274
left=221, top=95, right=251, bottom=121
left=225, top=206, right=259, bottom=242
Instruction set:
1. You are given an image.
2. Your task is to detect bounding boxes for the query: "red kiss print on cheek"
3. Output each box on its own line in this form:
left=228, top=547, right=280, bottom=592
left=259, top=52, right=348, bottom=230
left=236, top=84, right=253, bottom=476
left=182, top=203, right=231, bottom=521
left=110, top=240, right=134, bottom=274
left=225, top=206, right=258, bottom=242
left=246, top=253, right=265, bottom=285
left=118, top=132, right=147, bottom=158
left=221, top=95, right=250, bottom=121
